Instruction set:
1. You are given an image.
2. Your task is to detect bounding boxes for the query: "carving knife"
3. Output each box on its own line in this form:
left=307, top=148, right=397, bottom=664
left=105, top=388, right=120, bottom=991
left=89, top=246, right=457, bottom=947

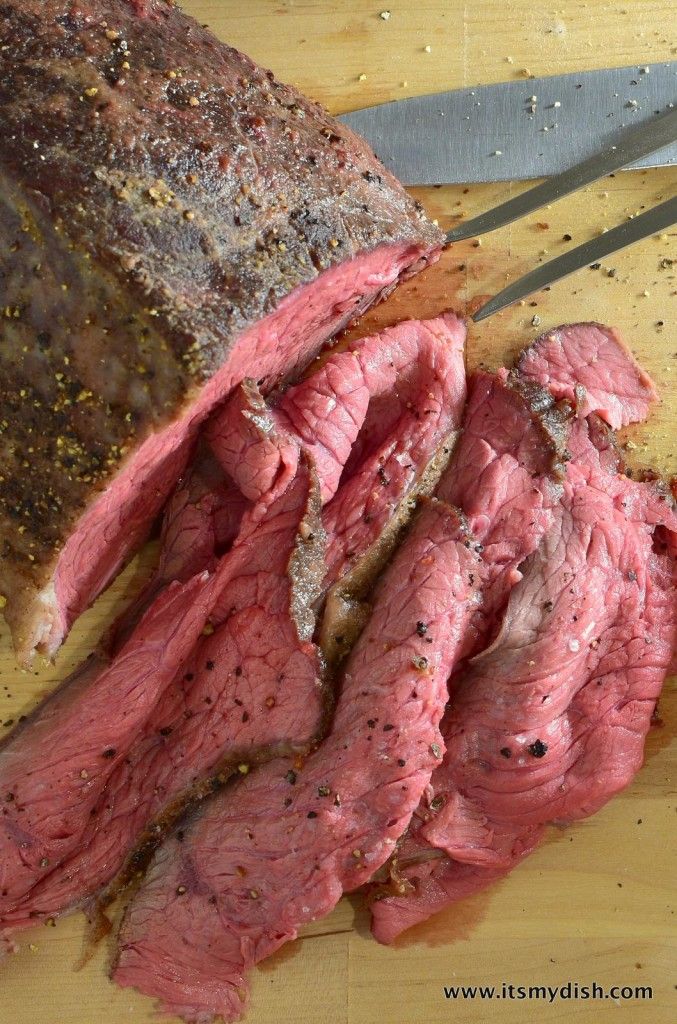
left=338, top=63, right=677, bottom=185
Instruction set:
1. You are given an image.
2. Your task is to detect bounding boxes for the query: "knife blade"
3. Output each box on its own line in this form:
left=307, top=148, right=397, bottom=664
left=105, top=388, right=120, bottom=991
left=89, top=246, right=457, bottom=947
left=471, top=195, right=677, bottom=321
left=339, top=63, right=677, bottom=185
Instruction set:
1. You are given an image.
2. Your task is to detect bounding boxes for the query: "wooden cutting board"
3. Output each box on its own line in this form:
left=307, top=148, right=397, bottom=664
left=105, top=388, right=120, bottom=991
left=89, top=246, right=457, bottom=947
left=1, top=3, right=675, bottom=1022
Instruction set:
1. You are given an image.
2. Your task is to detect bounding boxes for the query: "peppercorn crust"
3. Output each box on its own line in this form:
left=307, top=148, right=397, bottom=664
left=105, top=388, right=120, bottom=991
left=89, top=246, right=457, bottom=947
left=0, top=0, right=442, bottom=656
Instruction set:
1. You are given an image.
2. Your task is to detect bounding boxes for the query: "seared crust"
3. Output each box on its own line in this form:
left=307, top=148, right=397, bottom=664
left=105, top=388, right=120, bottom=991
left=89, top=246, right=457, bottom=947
left=0, top=0, right=441, bottom=634
left=507, top=369, right=572, bottom=475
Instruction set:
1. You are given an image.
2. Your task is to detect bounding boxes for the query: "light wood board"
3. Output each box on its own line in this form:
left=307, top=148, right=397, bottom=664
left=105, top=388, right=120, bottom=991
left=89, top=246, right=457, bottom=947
left=1, top=2, right=675, bottom=1023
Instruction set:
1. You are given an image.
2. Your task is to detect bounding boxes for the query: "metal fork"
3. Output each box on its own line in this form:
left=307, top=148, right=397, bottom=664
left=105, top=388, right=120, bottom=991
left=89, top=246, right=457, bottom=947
left=444, top=105, right=677, bottom=322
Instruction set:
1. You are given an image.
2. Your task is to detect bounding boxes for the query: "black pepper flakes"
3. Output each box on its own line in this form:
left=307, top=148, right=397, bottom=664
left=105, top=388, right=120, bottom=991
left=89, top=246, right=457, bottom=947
left=416, top=621, right=428, bottom=636
left=307, top=810, right=318, bottom=819
left=285, top=770, right=297, bottom=785
left=500, top=747, right=512, bottom=758
left=159, top=726, right=173, bottom=737
left=397, top=758, right=406, bottom=767
left=205, top=660, right=215, bottom=671
left=101, top=748, right=116, bottom=758
left=527, top=739, right=548, bottom=758
left=317, top=785, right=330, bottom=797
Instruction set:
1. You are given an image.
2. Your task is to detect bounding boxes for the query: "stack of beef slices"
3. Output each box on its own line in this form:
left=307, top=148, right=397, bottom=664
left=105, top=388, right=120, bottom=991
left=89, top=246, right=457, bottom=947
left=107, top=324, right=675, bottom=1023
left=0, top=314, right=467, bottom=951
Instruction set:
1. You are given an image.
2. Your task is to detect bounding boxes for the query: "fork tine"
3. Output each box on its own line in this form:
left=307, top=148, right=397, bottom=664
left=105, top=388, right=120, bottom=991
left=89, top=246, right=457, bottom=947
left=471, top=196, right=677, bottom=321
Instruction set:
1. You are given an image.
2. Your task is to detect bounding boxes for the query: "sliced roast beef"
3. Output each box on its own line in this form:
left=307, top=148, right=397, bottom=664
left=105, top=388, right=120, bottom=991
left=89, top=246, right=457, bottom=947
left=0, top=571, right=218, bottom=938
left=435, top=369, right=570, bottom=649
left=203, top=314, right=468, bottom=658
left=371, top=416, right=677, bottom=943
left=319, top=314, right=466, bottom=590
left=208, top=313, right=466, bottom=516
left=363, top=366, right=572, bottom=933
left=369, top=832, right=544, bottom=946
left=518, top=322, right=657, bottom=428
left=206, top=383, right=300, bottom=508
left=114, top=498, right=483, bottom=1022
left=0, top=455, right=326, bottom=938
left=106, top=447, right=248, bottom=653
left=0, top=0, right=442, bottom=665
left=0, top=313, right=466, bottom=943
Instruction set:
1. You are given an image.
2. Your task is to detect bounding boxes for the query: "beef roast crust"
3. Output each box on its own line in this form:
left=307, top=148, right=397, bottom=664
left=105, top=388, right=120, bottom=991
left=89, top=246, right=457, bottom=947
left=0, top=0, right=441, bottom=657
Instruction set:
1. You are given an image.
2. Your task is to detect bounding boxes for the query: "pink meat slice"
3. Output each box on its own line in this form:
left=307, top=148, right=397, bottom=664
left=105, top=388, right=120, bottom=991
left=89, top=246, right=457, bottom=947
left=371, top=417, right=677, bottom=943
left=0, top=314, right=467, bottom=944
left=319, top=314, right=466, bottom=583
left=207, top=312, right=467, bottom=543
left=205, top=382, right=300, bottom=508
left=0, top=572, right=217, bottom=939
left=436, top=369, right=570, bottom=649
left=518, top=322, right=658, bottom=428
left=368, top=832, right=544, bottom=946
left=363, top=367, right=571, bottom=935
left=113, top=498, right=484, bottom=1022
left=106, top=448, right=249, bottom=653
left=0, top=458, right=325, bottom=937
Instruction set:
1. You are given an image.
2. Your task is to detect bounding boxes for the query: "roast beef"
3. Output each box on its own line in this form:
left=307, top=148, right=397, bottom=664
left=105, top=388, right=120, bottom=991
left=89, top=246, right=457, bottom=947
left=518, top=322, right=658, bottom=428
left=114, top=498, right=483, bottom=1022
left=0, top=314, right=465, bottom=942
left=106, top=446, right=248, bottom=652
left=0, top=454, right=326, bottom=939
left=435, top=369, right=571, bottom=650
left=317, top=315, right=466, bottom=594
left=206, top=382, right=301, bottom=508
left=362, top=365, right=573, bottom=933
left=0, top=0, right=442, bottom=665
left=371, top=391, right=676, bottom=945
left=192, top=313, right=467, bottom=661
left=0, top=571, right=218, bottom=939
left=208, top=312, right=466, bottom=516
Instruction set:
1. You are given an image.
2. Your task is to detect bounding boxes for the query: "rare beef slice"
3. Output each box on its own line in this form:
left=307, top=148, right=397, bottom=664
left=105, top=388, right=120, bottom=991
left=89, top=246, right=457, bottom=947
left=113, top=499, right=483, bottom=1022
left=0, top=0, right=442, bottom=664
left=0, top=454, right=327, bottom=941
left=371, top=334, right=676, bottom=944
left=518, top=322, right=658, bottom=428
left=0, top=571, right=218, bottom=942
left=0, top=315, right=466, bottom=944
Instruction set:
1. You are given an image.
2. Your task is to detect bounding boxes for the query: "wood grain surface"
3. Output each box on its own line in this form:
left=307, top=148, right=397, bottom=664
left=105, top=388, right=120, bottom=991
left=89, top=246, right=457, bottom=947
left=1, top=3, right=675, bottom=1023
